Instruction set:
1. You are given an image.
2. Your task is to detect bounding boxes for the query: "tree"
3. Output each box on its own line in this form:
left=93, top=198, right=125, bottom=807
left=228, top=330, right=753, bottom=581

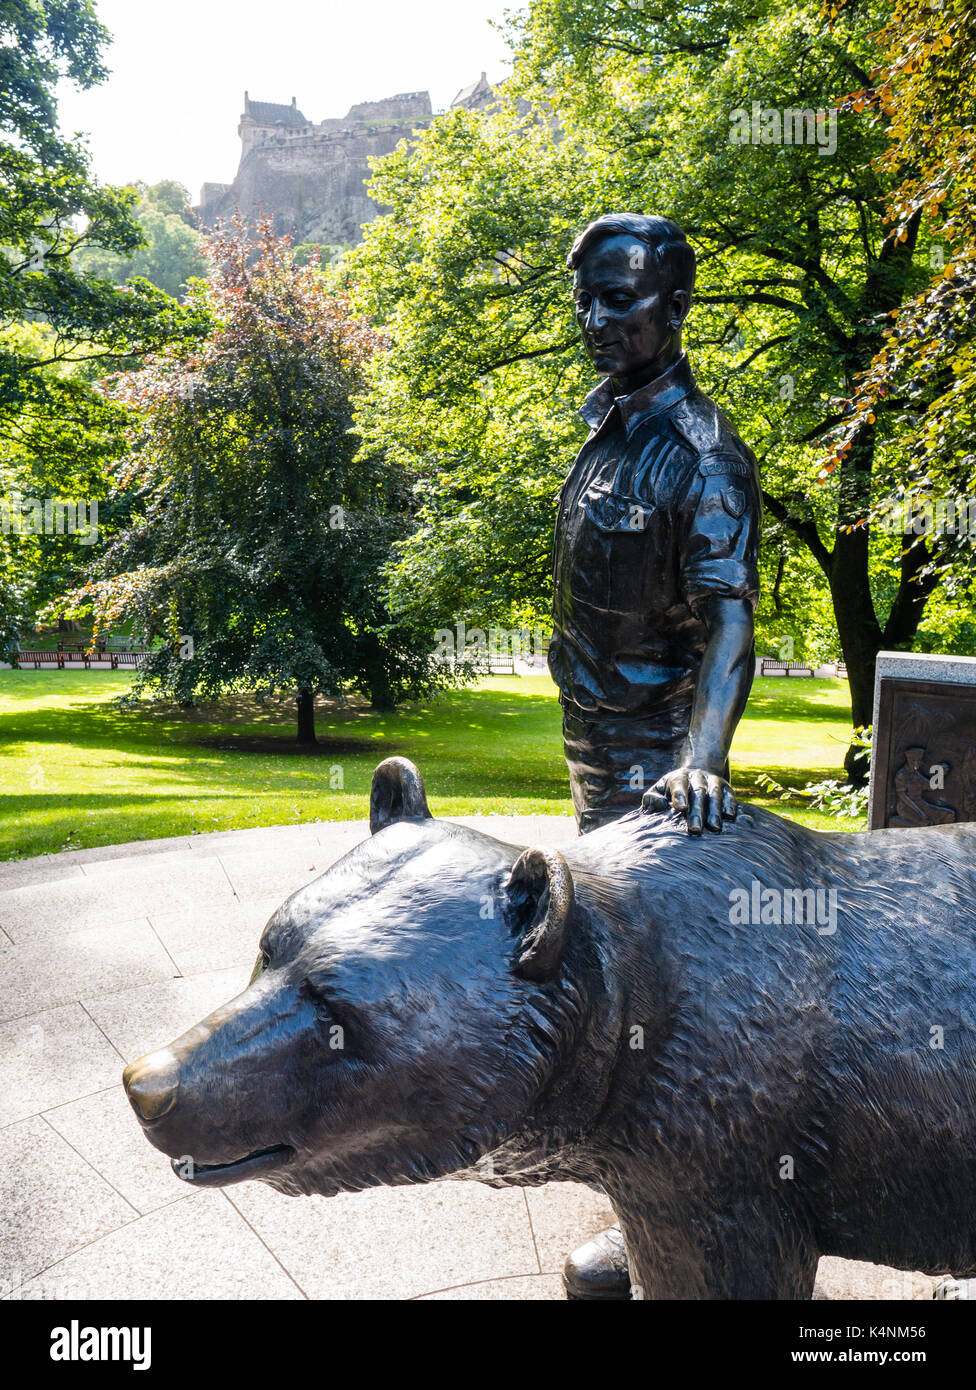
left=828, top=0, right=976, bottom=631
left=144, top=180, right=198, bottom=224
left=59, top=221, right=446, bottom=742
left=0, top=2, right=198, bottom=398
left=1, top=320, right=132, bottom=641
left=74, top=182, right=207, bottom=299
left=351, top=0, right=971, bottom=777
left=350, top=104, right=604, bottom=638
left=0, top=2, right=204, bottom=645
left=293, top=242, right=348, bottom=269
left=0, top=523, right=30, bottom=656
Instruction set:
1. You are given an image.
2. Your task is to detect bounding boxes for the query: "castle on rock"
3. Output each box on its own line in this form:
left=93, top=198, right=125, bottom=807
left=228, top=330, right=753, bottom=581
left=196, top=75, right=495, bottom=246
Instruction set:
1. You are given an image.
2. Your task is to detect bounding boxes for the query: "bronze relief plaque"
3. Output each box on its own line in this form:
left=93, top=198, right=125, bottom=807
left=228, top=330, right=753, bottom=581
left=870, top=676, right=976, bottom=830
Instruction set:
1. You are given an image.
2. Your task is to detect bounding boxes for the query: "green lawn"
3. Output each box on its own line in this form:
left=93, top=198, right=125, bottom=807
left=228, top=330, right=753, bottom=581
left=0, top=671, right=857, bottom=861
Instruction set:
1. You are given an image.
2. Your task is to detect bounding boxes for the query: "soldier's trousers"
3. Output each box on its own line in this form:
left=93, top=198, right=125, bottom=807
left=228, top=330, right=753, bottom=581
left=561, top=705, right=693, bottom=835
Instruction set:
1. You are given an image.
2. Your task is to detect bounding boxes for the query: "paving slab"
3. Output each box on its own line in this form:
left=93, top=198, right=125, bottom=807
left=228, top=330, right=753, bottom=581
left=525, top=1181, right=617, bottom=1272
left=0, top=878, right=127, bottom=941
left=5, top=1189, right=305, bottom=1300
left=75, top=839, right=196, bottom=866
left=225, top=1179, right=541, bottom=1300
left=149, top=897, right=280, bottom=976
left=186, top=823, right=331, bottom=856
left=0, top=857, right=236, bottom=942
left=0, top=919, right=176, bottom=1024
left=45, top=1084, right=193, bottom=1216
left=0, top=1114, right=137, bottom=1296
left=69, top=854, right=239, bottom=909
left=216, top=846, right=331, bottom=903
left=0, top=1002, right=126, bottom=1129
left=0, top=839, right=190, bottom=884
left=814, top=1256, right=936, bottom=1300
left=451, top=814, right=578, bottom=848
left=418, top=1273, right=567, bottom=1300
left=82, top=966, right=253, bottom=1063
left=0, top=858, right=86, bottom=892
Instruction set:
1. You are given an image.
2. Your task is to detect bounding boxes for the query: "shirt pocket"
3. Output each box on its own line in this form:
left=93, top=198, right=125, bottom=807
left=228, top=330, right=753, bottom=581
left=582, top=486, right=654, bottom=536
left=572, top=485, right=665, bottom=616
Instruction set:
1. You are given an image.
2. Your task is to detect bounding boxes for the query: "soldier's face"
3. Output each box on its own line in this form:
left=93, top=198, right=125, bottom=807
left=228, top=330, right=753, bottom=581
left=573, top=234, right=688, bottom=384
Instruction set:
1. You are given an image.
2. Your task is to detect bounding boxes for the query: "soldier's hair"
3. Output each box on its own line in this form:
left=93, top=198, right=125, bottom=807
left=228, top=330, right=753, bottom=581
left=567, top=214, right=696, bottom=297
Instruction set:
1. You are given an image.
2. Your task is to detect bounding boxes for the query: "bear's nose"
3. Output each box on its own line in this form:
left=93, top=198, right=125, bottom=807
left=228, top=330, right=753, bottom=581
left=123, top=1052, right=180, bottom=1124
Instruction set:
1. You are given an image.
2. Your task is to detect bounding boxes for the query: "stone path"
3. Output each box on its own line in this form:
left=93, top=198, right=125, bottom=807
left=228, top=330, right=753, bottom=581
left=0, top=816, right=939, bottom=1300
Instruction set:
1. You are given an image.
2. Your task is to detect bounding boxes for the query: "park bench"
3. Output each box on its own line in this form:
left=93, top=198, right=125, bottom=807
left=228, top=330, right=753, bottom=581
left=13, top=646, right=148, bottom=670
left=16, top=650, right=64, bottom=669
left=464, top=654, right=517, bottom=675
left=61, top=647, right=96, bottom=668
left=759, top=658, right=815, bottom=677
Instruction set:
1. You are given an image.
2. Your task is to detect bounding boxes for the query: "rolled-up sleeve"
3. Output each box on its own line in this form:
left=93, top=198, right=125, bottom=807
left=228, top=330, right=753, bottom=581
left=679, top=454, right=761, bottom=609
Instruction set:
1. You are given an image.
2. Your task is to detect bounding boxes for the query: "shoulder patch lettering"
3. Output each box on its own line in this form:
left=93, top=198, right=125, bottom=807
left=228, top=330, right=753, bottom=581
left=699, top=457, right=752, bottom=477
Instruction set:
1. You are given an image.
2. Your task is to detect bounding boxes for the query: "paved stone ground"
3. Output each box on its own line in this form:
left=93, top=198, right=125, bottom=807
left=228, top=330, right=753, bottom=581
left=0, top=816, right=941, bottom=1301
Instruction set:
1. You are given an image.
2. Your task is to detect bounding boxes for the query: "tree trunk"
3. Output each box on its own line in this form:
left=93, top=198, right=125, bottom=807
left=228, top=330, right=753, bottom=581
left=811, top=521, right=937, bottom=785
left=772, top=547, right=785, bottom=615
left=369, top=677, right=395, bottom=712
left=760, top=211, right=928, bottom=785
left=297, top=689, right=317, bottom=745
left=826, top=424, right=882, bottom=783
left=883, top=529, right=939, bottom=650
left=832, top=607, right=879, bottom=784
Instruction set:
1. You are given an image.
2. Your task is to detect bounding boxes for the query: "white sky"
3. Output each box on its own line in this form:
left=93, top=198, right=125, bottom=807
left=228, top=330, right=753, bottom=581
left=57, top=0, right=526, bottom=204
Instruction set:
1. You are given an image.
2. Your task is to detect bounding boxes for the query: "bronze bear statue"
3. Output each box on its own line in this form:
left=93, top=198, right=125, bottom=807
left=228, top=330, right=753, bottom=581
left=124, top=757, right=976, bottom=1299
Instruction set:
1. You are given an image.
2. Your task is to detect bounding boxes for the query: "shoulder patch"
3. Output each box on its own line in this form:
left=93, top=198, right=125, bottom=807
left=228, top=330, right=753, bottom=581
left=721, top=486, right=747, bottom=519
left=699, top=457, right=752, bottom=477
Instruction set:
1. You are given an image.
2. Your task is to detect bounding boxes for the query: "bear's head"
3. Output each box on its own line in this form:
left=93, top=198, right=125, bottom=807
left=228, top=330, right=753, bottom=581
left=123, top=759, right=615, bottom=1198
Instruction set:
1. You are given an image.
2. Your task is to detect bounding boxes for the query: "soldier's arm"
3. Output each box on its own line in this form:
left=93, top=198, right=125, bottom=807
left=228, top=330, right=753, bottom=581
left=646, top=596, right=754, bottom=833
left=643, top=453, right=760, bottom=834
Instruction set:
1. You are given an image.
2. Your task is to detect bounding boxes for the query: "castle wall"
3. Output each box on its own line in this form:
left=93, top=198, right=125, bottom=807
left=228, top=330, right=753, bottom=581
left=346, top=92, right=431, bottom=123
left=199, top=181, right=231, bottom=205
left=201, top=120, right=424, bottom=244
left=197, top=86, right=484, bottom=246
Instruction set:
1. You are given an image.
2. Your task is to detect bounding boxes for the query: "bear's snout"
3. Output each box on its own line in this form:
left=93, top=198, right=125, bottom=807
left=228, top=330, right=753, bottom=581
left=120, top=986, right=316, bottom=1178
left=123, top=1050, right=180, bottom=1125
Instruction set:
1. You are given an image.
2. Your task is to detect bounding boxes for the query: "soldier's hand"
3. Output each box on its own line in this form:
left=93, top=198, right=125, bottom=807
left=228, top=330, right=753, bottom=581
left=641, top=767, right=738, bottom=835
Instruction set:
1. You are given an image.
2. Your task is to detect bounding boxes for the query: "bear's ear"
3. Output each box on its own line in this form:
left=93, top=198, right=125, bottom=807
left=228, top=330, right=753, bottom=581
left=370, top=757, right=433, bottom=834
left=506, top=847, right=574, bottom=982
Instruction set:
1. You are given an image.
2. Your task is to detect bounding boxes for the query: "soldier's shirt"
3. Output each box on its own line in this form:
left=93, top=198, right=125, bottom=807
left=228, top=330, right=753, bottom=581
left=549, top=352, right=761, bottom=721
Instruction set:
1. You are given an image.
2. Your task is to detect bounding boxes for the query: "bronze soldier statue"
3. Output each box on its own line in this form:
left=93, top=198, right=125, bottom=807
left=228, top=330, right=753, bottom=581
left=550, top=213, right=762, bottom=1297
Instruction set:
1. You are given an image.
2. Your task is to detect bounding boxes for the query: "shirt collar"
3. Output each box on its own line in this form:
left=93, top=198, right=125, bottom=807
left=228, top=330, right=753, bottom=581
left=579, top=353, right=697, bottom=438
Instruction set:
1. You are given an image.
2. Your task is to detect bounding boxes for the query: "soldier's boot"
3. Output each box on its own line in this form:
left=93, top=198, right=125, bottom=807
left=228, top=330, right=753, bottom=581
left=562, top=1225, right=632, bottom=1301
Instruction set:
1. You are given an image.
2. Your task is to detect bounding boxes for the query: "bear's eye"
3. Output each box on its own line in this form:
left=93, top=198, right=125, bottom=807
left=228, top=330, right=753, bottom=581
left=303, top=976, right=329, bottom=1006
left=303, top=975, right=346, bottom=1027
left=260, top=950, right=271, bottom=971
